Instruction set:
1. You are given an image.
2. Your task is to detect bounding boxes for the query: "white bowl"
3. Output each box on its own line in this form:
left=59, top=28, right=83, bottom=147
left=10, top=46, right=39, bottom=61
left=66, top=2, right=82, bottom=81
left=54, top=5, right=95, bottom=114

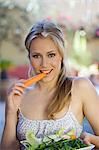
left=77, top=144, right=95, bottom=150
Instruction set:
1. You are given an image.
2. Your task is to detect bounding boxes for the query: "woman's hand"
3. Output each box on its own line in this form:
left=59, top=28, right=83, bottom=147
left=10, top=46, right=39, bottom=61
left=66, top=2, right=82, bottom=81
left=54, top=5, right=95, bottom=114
left=6, top=80, right=26, bottom=115
left=80, top=132, right=99, bottom=148
left=80, top=132, right=94, bottom=145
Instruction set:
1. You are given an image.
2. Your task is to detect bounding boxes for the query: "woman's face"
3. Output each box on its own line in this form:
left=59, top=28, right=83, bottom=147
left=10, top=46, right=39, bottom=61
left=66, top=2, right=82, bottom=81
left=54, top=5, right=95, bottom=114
left=29, top=36, right=62, bottom=82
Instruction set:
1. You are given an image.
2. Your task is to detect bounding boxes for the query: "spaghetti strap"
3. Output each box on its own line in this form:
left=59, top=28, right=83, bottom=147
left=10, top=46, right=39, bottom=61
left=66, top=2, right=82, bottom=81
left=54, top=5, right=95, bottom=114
left=68, top=103, right=71, bottom=112
left=67, top=78, right=74, bottom=112
left=71, top=77, right=75, bottom=97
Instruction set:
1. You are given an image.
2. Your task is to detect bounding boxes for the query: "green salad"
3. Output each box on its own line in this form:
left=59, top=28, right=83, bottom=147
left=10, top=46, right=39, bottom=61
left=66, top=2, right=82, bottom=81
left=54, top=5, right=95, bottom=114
left=21, top=130, right=88, bottom=150
left=35, top=138, right=87, bottom=150
left=22, top=136, right=88, bottom=150
left=36, top=139, right=87, bottom=150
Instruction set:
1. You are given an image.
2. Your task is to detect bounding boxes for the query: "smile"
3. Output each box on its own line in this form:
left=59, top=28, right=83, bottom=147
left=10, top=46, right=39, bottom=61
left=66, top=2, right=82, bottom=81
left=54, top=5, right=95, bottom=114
left=40, top=69, right=53, bottom=75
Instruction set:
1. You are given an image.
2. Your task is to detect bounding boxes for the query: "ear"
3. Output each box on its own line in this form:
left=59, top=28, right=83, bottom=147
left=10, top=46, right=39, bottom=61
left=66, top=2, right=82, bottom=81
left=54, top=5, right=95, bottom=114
left=28, top=51, right=30, bottom=58
left=28, top=64, right=36, bottom=77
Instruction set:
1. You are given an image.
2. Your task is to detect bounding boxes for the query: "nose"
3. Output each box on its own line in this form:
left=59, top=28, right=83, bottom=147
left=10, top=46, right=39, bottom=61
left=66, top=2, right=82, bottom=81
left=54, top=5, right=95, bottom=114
left=41, top=56, right=48, bottom=67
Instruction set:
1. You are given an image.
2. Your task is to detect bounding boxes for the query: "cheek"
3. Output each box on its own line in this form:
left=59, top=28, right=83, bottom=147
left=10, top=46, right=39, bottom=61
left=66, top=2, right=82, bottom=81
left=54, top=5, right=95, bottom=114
left=30, top=59, right=40, bottom=69
left=53, top=59, right=62, bottom=70
left=31, top=61, right=37, bottom=67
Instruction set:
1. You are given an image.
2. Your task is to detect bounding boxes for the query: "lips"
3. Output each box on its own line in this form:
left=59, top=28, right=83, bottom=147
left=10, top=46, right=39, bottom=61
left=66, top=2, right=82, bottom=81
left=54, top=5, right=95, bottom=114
left=40, top=69, right=53, bottom=74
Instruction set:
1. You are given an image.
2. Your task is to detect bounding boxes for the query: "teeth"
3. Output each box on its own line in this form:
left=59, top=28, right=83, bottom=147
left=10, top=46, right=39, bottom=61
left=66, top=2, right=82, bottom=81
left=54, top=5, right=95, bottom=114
left=42, top=71, right=50, bottom=74
left=41, top=70, right=52, bottom=74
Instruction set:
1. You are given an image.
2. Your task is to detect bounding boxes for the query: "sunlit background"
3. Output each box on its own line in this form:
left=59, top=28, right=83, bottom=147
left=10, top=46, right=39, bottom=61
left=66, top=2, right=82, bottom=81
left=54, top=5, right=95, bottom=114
left=0, top=0, right=99, bottom=141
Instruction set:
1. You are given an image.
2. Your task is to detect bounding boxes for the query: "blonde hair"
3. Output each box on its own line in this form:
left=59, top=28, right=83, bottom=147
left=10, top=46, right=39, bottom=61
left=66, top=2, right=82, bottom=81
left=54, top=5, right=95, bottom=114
left=25, top=19, right=72, bottom=119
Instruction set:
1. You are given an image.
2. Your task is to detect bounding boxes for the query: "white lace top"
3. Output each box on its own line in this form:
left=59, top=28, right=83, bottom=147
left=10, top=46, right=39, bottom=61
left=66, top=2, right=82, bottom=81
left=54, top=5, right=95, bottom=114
left=17, top=107, right=83, bottom=149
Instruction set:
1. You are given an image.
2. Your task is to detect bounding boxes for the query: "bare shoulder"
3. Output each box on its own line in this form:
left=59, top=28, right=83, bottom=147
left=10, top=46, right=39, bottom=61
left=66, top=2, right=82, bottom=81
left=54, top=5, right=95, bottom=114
left=73, top=77, right=96, bottom=92
left=72, top=76, right=99, bottom=103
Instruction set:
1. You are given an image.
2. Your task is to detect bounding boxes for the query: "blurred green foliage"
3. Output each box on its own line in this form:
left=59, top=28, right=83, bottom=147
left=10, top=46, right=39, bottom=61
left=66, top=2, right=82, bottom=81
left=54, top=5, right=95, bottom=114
left=0, top=59, right=12, bottom=70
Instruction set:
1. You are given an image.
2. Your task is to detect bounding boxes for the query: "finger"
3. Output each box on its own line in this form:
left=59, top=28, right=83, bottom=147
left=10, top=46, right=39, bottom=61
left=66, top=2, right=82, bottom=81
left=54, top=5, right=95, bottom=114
left=83, top=139, right=91, bottom=145
left=18, top=79, right=26, bottom=82
left=15, top=82, right=26, bottom=88
left=13, top=89, right=23, bottom=96
left=7, top=85, right=24, bottom=97
left=80, top=133, right=85, bottom=139
left=7, top=83, right=22, bottom=95
left=14, top=84, right=24, bottom=91
left=13, top=86, right=24, bottom=94
left=15, top=82, right=27, bottom=89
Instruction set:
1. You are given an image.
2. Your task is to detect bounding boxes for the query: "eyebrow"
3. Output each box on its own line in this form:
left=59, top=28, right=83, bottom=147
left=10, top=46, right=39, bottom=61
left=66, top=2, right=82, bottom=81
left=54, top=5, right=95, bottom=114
left=31, top=50, right=55, bottom=55
left=31, top=52, right=41, bottom=55
left=47, top=50, right=55, bottom=54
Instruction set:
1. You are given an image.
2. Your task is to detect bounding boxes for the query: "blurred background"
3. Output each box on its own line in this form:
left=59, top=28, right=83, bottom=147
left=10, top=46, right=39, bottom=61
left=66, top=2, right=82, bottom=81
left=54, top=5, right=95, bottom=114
left=0, top=0, right=99, bottom=141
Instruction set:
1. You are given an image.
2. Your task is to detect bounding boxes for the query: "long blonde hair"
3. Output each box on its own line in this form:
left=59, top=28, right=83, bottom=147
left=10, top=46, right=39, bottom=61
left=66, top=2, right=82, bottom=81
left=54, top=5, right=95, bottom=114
left=25, top=20, right=72, bottom=119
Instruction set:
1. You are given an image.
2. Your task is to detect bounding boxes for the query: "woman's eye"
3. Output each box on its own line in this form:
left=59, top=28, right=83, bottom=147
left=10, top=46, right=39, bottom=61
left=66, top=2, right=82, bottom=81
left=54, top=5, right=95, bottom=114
left=32, top=55, right=40, bottom=58
left=48, top=53, right=56, bottom=58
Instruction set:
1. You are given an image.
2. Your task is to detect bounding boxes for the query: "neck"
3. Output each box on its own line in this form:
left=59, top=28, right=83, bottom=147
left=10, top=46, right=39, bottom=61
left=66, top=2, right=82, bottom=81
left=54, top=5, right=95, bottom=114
left=37, top=78, right=58, bottom=93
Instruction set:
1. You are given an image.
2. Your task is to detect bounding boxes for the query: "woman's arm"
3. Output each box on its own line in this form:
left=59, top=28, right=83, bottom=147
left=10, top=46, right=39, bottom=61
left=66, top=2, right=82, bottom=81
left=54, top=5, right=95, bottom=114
left=1, top=113, right=19, bottom=150
left=77, top=78, right=99, bottom=147
left=0, top=81, right=25, bottom=150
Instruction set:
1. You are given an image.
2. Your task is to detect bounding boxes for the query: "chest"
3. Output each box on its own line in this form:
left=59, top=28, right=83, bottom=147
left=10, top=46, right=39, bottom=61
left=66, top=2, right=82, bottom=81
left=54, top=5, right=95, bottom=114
left=21, top=89, right=55, bottom=119
left=20, top=88, right=83, bottom=122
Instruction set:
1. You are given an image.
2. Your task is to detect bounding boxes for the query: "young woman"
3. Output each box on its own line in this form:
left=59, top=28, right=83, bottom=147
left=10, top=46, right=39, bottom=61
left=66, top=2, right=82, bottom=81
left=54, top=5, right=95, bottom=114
left=1, top=20, right=99, bottom=150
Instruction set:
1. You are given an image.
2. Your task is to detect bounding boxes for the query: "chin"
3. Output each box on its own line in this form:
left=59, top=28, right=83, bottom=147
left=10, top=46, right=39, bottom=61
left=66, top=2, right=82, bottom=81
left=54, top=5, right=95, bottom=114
left=42, top=73, right=58, bottom=83
left=42, top=78, right=54, bottom=83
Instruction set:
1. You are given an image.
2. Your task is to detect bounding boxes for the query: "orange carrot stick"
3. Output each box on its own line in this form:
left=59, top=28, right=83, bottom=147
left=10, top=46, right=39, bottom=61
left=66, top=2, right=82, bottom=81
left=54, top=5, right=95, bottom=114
left=24, top=73, right=46, bottom=87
